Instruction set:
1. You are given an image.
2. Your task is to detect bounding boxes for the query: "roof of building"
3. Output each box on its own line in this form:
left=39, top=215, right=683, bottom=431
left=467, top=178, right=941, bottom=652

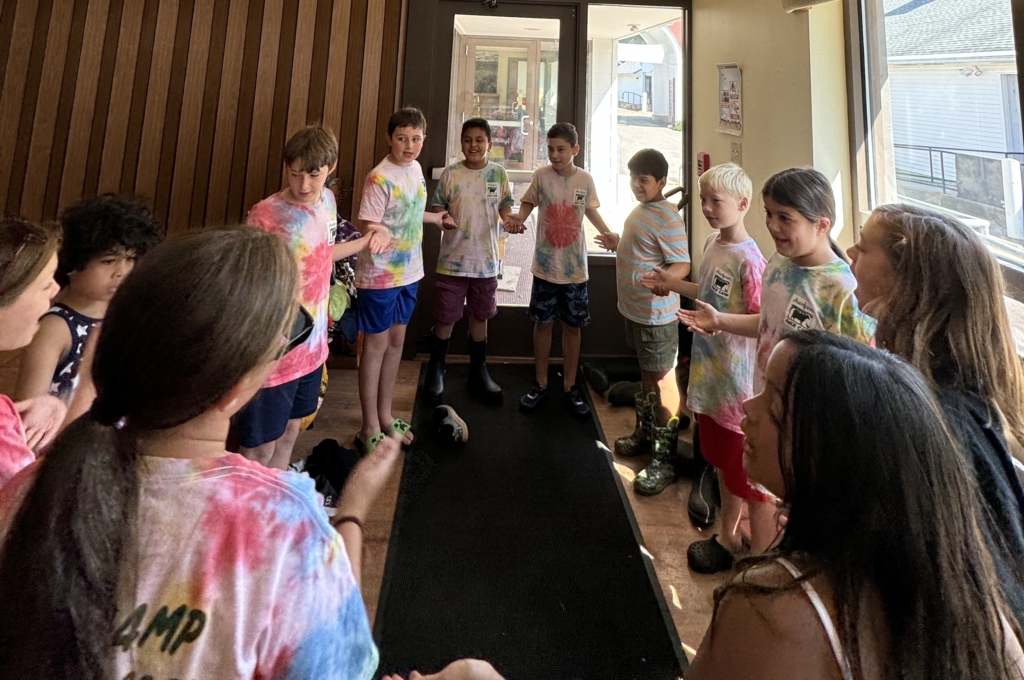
left=883, top=0, right=1014, bottom=58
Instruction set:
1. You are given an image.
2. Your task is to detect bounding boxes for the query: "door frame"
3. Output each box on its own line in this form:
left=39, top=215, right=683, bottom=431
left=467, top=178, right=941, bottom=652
left=402, top=0, right=692, bottom=359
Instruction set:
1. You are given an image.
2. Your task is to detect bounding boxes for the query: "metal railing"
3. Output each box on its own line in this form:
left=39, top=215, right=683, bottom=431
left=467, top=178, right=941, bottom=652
left=618, top=92, right=642, bottom=110
left=894, top=143, right=1024, bottom=195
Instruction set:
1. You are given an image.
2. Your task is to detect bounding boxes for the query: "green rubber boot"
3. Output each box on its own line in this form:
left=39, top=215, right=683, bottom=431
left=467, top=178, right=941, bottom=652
left=634, top=416, right=681, bottom=496
left=614, top=392, right=655, bottom=458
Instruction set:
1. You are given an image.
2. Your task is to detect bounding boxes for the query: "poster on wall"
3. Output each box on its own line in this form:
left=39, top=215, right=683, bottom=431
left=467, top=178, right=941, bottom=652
left=717, top=63, right=742, bottom=136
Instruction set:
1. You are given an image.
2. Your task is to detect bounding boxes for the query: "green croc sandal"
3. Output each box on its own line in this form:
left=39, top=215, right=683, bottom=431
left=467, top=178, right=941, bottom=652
left=354, top=431, right=386, bottom=456
left=386, top=419, right=413, bottom=446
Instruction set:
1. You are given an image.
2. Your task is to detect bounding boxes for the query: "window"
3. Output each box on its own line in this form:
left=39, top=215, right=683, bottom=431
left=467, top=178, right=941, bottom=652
left=584, top=4, right=686, bottom=253
left=859, top=0, right=1024, bottom=271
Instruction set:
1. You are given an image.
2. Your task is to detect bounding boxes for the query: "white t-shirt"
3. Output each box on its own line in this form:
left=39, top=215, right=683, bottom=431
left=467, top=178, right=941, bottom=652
left=522, top=165, right=600, bottom=284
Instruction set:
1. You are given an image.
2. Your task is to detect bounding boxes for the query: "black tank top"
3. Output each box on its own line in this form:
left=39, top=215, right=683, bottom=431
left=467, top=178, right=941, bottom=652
left=45, top=303, right=101, bottom=403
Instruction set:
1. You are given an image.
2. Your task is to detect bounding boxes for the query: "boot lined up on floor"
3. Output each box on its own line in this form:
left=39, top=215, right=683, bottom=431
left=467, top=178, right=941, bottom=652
left=633, top=415, right=681, bottom=497
left=423, top=332, right=448, bottom=404
left=614, top=392, right=655, bottom=458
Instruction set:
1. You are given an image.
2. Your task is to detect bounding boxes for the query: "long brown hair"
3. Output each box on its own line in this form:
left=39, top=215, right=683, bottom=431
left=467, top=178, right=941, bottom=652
left=871, top=203, right=1024, bottom=448
left=0, top=226, right=297, bottom=677
left=715, top=331, right=1021, bottom=680
left=762, top=167, right=848, bottom=262
left=0, top=217, right=61, bottom=306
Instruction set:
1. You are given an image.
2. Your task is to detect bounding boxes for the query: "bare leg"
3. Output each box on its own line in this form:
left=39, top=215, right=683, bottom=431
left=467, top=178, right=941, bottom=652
left=641, top=367, right=680, bottom=427
left=533, top=322, right=553, bottom=388
left=468, top=316, right=487, bottom=342
left=748, top=500, right=781, bottom=554
left=561, top=324, right=581, bottom=391
left=716, top=481, right=746, bottom=553
left=434, top=321, right=455, bottom=340
left=377, top=323, right=412, bottom=445
left=358, top=330, right=390, bottom=440
left=267, top=418, right=303, bottom=470
left=239, top=440, right=276, bottom=467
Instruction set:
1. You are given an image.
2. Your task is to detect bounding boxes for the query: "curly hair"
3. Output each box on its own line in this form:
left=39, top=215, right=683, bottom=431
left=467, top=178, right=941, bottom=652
left=57, top=194, right=165, bottom=286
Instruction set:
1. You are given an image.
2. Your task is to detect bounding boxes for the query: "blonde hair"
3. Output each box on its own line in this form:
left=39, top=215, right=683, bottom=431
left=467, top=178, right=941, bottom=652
left=872, top=203, right=1024, bottom=448
left=698, top=163, right=752, bottom=203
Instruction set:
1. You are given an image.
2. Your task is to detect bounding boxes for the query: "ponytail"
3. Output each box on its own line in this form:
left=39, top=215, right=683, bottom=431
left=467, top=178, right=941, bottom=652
left=0, top=412, right=140, bottom=676
left=829, top=236, right=849, bottom=263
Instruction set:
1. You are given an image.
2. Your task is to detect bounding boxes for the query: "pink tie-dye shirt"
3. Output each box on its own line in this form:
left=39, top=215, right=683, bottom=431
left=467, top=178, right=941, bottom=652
left=0, top=454, right=378, bottom=680
left=687, top=236, right=767, bottom=433
left=0, top=395, right=33, bottom=488
left=247, top=189, right=337, bottom=387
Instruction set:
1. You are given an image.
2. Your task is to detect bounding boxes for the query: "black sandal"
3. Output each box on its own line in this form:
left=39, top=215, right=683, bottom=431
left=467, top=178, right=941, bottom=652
left=687, top=535, right=735, bottom=574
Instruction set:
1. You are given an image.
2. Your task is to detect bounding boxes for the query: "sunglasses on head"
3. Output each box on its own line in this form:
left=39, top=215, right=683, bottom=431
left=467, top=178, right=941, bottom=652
left=278, top=305, right=314, bottom=359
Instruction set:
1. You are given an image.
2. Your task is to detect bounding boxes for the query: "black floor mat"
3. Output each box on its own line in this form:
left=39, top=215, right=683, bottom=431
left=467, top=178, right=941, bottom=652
left=373, top=363, right=687, bottom=680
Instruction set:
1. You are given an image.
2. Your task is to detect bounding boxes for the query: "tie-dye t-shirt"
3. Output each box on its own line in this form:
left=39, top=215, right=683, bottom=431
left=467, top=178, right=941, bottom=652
left=754, top=254, right=876, bottom=391
left=247, top=189, right=337, bottom=387
left=687, top=236, right=767, bottom=433
left=522, top=165, right=600, bottom=285
left=0, top=395, right=32, bottom=488
left=430, top=161, right=514, bottom=278
left=615, top=200, right=691, bottom=325
left=356, top=157, right=428, bottom=289
left=0, top=454, right=378, bottom=680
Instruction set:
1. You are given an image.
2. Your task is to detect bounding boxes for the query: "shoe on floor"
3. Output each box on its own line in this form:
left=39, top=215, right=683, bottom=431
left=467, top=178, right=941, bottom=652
left=519, top=382, right=549, bottom=411
left=581, top=362, right=610, bottom=394
left=564, top=384, right=590, bottom=418
left=687, top=535, right=734, bottom=574
left=433, top=405, right=469, bottom=444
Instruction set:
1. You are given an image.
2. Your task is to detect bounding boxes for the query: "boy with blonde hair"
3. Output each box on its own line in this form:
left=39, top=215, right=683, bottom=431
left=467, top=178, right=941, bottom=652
left=598, top=148, right=690, bottom=496
left=237, top=126, right=388, bottom=469
left=642, top=162, right=769, bottom=572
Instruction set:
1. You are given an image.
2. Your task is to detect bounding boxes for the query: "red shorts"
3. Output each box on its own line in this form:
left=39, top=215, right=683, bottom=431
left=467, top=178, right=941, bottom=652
left=697, top=413, right=773, bottom=504
left=434, top=274, right=498, bottom=324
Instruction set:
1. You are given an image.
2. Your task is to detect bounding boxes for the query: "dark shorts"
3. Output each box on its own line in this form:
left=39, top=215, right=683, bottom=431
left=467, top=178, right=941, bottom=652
left=698, top=413, right=773, bottom=504
left=527, top=278, right=590, bottom=327
left=234, top=364, right=324, bottom=448
left=434, top=274, right=498, bottom=324
left=357, top=282, right=419, bottom=334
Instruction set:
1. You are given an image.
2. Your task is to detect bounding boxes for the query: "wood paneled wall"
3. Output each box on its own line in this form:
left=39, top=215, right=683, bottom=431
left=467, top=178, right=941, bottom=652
left=0, top=0, right=406, bottom=234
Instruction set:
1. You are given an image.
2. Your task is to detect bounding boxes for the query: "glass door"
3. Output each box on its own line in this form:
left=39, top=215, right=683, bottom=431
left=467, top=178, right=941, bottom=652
left=408, top=1, right=579, bottom=358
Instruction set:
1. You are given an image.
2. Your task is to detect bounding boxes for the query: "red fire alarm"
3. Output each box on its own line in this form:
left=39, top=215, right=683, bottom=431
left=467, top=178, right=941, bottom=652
left=697, top=152, right=710, bottom=176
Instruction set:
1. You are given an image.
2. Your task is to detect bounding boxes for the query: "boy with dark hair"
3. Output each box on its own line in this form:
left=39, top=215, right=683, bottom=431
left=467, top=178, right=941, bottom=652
left=355, top=108, right=455, bottom=453
left=424, top=118, right=518, bottom=403
left=506, top=122, right=614, bottom=417
left=16, top=194, right=164, bottom=434
left=597, top=147, right=690, bottom=496
left=237, top=126, right=389, bottom=470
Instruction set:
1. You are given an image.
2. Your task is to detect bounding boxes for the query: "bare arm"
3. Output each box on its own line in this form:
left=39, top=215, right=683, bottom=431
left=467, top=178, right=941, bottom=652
left=15, top=315, right=70, bottom=401
left=584, top=207, right=613, bottom=236
left=678, top=301, right=760, bottom=338
left=642, top=265, right=698, bottom=299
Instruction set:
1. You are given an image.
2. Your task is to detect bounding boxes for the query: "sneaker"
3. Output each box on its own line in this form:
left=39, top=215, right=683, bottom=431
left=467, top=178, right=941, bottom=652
left=433, top=405, right=469, bottom=444
left=564, top=384, right=590, bottom=418
left=519, top=382, right=549, bottom=411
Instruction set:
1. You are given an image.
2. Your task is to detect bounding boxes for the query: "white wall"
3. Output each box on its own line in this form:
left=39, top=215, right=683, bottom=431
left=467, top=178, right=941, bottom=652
left=691, top=0, right=852, bottom=270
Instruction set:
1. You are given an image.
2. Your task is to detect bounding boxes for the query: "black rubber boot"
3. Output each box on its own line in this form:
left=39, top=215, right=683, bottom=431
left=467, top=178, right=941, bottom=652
left=467, top=337, right=502, bottom=403
left=424, top=333, right=448, bottom=404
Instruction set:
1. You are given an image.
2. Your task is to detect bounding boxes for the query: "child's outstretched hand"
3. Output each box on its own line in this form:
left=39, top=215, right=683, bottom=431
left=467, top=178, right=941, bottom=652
left=640, top=268, right=673, bottom=296
left=368, top=227, right=391, bottom=254
left=594, top=232, right=619, bottom=252
left=16, top=395, right=67, bottom=452
left=677, top=299, right=721, bottom=336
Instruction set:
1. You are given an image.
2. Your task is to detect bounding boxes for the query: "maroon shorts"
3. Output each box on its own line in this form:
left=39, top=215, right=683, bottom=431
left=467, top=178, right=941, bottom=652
left=697, top=413, right=773, bottom=504
left=434, top=273, right=499, bottom=324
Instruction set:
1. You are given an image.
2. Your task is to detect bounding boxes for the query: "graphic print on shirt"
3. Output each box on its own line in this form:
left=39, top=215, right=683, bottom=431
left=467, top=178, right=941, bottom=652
left=573, top=189, right=587, bottom=206
left=356, top=158, right=428, bottom=289
left=545, top=203, right=581, bottom=249
left=524, top=165, right=599, bottom=284
left=784, top=294, right=816, bottom=330
left=711, top=268, right=733, bottom=299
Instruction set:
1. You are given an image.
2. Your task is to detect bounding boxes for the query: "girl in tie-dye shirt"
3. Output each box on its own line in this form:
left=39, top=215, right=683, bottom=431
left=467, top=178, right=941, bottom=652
left=0, top=229, right=396, bottom=679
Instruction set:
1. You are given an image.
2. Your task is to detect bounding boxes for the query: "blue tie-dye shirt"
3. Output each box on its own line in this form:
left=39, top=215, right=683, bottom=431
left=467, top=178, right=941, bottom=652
left=754, top=254, right=876, bottom=391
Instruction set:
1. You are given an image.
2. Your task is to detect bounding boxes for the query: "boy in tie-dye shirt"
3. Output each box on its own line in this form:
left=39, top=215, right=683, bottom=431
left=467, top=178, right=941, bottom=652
left=598, top=149, right=690, bottom=498
left=509, top=123, right=614, bottom=418
left=423, top=118, right=516, bottom=404
left=239, top=127, right=388, bottom=470
left=355, top=108, right=454, bottom=454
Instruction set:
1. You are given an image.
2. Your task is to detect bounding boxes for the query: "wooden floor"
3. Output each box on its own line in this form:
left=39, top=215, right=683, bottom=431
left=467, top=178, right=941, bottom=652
left=295, top=359, right=727, bottom=661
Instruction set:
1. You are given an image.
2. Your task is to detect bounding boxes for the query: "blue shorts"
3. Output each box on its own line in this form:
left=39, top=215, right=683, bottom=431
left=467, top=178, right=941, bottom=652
left=233, top=364, right=324, bottom=448
left=357, top=282, right=419, bottom=334
left=528, top=278, right=590, bottom=327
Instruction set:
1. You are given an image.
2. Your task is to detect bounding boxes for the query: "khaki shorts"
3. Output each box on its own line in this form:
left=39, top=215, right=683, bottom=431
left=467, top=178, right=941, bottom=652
left=624, top=318, right=679, bottom=373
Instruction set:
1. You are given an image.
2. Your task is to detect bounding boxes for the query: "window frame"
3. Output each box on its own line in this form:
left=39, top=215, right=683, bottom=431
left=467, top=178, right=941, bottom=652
left=845, top=0, right=1024, bottom=300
